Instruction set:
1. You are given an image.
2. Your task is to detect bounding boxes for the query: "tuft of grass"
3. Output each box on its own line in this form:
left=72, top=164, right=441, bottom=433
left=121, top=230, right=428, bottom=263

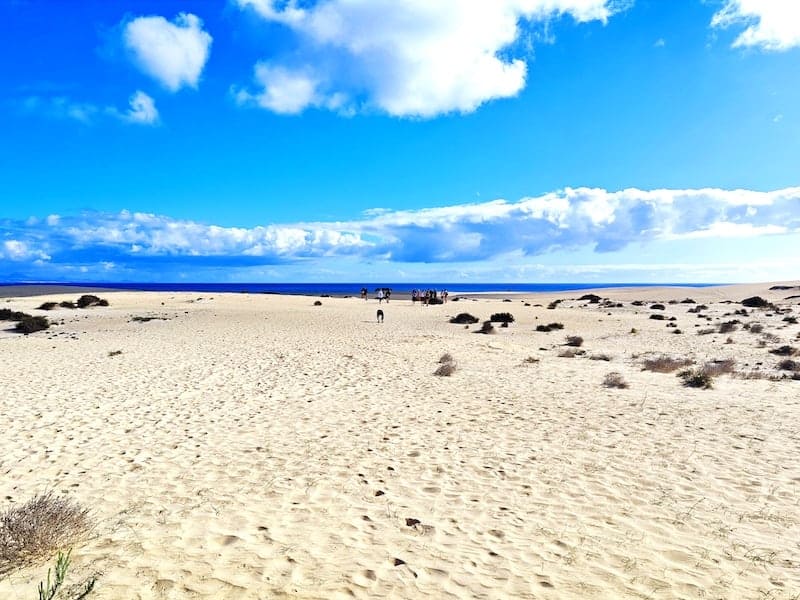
left=742, top=296, right=771, bottom=309
left=603, top=372, right=629, bottom=389
left=449, top=313, right=479, bottom=324
left=565, top=335, right=583, bottom=347
left=36, top=549, right=96, bottom=600
left=748, top=323, right=764, bottom=334
left=438, top=353, right=454, bottom=364
left=642, top=355, right=693, bottom=373
left=0, top=492, right=92, bottom=575
left=783, top=316, right=798, bottom=324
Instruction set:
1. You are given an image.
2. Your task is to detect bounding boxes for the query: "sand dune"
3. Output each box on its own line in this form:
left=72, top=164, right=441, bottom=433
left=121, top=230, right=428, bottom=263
left=1, top=283, right=799, bottom=599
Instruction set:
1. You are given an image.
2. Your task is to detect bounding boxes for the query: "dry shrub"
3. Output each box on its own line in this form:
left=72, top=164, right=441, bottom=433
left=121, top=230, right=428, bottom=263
left=14, top=316, right=49, bottom=334
left=449, top=313, right=479, bottom=324
left=770, top=345, right=798, bottom=356
left=477, top=321, right=495, bottom=334
left=558, top=348, right=580, bottom=358
left=784, top=316, right=799, bottom=324
left=742, top=296, right=771, bottom=308
left=565, top=335, right=583, bottom=347
left=313, top=300, right=322, bottom=306
left=522, top=356, right=539, bottom=364
left=703, top=359, right=736, bottom=377
left=678, top=368, right=714, bottom=389
left=37, top=302, right=58, bottom=311
left=777, top=359, right=799, bottom=371
left=718, top=321, right=738, bottom=334
left=434, top=362, right=457, bottom=376
left=589, top=353, right=612, bottom=361
left=439, top=353, right=454, bottom=364
left=58, top=301, right=76, bottom=309
left=0, top=492, right=92, bottom=575
left=697, top=328, right=716, bottom=335
left=748, top=323, right=764, bottom=334
left=76, top=295, right=109, bottom=309
left=0, top=309, right=31, bottom=321
left=642, top=355, right=693, bottom=373
left=651, top=304, right=666, bottom=310
left=603, top=372, right=629, bottom=389
left=650, top=314, right=666, bottom=321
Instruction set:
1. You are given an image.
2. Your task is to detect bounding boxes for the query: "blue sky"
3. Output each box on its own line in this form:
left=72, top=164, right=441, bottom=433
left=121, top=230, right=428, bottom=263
left=1, top=0, right=799, bottom=283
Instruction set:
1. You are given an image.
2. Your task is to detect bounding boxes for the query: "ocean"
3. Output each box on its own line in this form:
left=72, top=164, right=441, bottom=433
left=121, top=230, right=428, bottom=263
left=0, top=282, right=720, bottom=297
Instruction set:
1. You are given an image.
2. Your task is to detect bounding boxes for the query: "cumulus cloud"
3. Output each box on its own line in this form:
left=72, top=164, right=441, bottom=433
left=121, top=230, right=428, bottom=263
left=235, top=0, right=620, bottom=117
left=712, top=0, right=800, bottom=51
left=124, top=13, right=212, bottom=91
left=123, top=91, right=159, bottom=124
left=2, top=187, right=799, bottom=277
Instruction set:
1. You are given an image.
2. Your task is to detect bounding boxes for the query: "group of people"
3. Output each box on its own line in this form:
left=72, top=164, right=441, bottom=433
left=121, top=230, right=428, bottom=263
left=360, top=287, right=392, bottom=303
left=411, top=288, right=448, bottom=304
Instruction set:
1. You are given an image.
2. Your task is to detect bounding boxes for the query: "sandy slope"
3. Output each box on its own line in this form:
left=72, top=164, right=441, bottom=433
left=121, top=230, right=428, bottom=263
left=1, top=283, right=799, bottom=599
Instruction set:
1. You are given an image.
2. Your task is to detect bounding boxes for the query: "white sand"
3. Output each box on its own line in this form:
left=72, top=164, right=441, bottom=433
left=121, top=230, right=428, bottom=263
left=1, top=283, right=799, bottom=599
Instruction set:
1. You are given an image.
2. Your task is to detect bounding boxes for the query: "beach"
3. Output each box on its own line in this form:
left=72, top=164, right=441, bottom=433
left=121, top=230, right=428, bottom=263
left=1, top=282, right=799, bottom=599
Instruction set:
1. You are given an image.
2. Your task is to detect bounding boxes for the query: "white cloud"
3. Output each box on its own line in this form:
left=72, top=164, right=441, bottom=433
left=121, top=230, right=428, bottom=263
left=236, top=0, right=619, bottom=117
left=712, top=0, right=800, bottom=51
left=124, top=91, right=159, bottom=124
left=124, top=13, right=212, bottom=91
left=235, top=64, right=319, bottom=114
left=1, top=240, right=50, bottom=262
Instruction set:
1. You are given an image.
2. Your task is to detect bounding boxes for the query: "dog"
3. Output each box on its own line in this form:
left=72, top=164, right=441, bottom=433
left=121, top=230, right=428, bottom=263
left=376, top=309, right=384, bottom=323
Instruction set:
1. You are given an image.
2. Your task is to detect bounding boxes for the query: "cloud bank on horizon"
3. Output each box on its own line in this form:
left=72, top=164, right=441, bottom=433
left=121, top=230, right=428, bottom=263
left=2, top=187, right=799, bottom=281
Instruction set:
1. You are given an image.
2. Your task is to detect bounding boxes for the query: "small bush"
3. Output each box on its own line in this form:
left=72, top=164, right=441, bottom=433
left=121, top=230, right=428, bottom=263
left=434, top=362, right=457, bottom=376
left=777, top=359, right=799, bottom=371
left=0, top=492, right=92, bottom=575
left=313, top=300, right=322, bottom=306
left=748, top=323, right=764, bottom=334
left=522, top=356, right=539, bottom=364
left=678, top=368, right=714, bottom=389
left=58, top=301, right=77, bottom=309
left=565, top=335, right=583, bottom=347
left=37, top=302, right=58, bottom=311
left=742, top=296, right=771, bottom=309
left=490, top=312, right=514, bottom=323
left=643, top=355, right=693, bottom=373
left=578, top=294, right=601, bottom=303
left=547, top=300, right=562, bottom=310
left=76, top=295, right=108, bottom=309
left=783, top=316, right=798, bottom=324
left=439, top=353, right=454, bottom=364
left=697, top=328, right=716, bottom=335
left=651, top=304, right=666, bottom=310
left=108, top=350, right=123, bottom=357
left=770, top=345, right=798, bottom=356
left=718, top=321, right=738, bottom=334
left=449, top=313, right=479, bottom=324
left=603, top=372, right=629, bottom=389
left=0, top=309, right=31, bottom=321
left=680, top=298, right=696, bottom=304
left=631, top=300, right=644, bottom=306
left=15, top=316, right=49, bottom=334
left=589, top=353, right=612, bottom=361
left=548, top=322, right=564, bottom=330
left=535, top=324, right=552, bottom=332
left=649, top=314, right=666, bottom=321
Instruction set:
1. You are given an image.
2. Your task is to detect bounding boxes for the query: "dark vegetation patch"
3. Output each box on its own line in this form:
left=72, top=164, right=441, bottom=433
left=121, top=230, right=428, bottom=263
left=649, top=314, right=666, bottom=321
left=313, top=300, right=322, bottom=306
left=687, top=305, right=708, bottom=313
left=718, top=321, right=739, bottom=334
left=59, top=301, right=76, bottom=309
left=489, top=312, right=514, bottom=323
left=565, top=335, right=584, bottom=347
left=37, top=302, right=58, bottom=311
left=678, top=368, right=714, bottom=389
left=631, top=300, right=644, bottom=306
left=650, top=304, right=666, bottom=310
left=603, top=372, right=629, bottom=389
left=769, top=345, right=798, bottom=356
left=77, top=295, right=109, bottom=308
left=130, top=315, right=170, bottom=323
left=783, top=316, right=798, bottom=324
left=547, top=299, right=562, bottom=310
left=680, top=298, right=696, bottom=304
left=14, top=316, right=50, bottom=334
left=777, top=359, right=799, bottom=371
left=476, top=321, right=495, bottom=334
left=741, top=296, right=771, bottom=309
left=589, top=354, right=612, bottom=361
left=449, top=313, right=479, bottom=324
left=578, top=294, right=602, bottom=303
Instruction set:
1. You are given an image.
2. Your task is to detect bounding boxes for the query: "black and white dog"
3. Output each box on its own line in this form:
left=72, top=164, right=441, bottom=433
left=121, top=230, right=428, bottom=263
left=376, top=309, right=384, bottom=323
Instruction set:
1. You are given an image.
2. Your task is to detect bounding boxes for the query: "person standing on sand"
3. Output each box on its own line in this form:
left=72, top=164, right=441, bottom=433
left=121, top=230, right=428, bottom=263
left=377, top=289, right=384, bottom=304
